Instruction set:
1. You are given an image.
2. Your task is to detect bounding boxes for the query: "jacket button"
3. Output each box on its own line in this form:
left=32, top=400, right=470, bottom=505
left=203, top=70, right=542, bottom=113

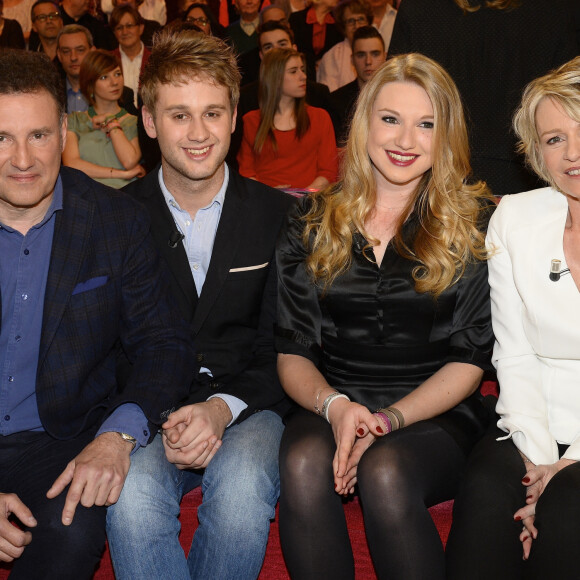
left=196, top=353, right=204, bottom=362
left=209, top=381, right=219, bottom=390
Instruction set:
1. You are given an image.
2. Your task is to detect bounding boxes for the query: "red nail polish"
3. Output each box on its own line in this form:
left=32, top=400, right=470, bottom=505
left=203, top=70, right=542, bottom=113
left=514, top=516, right=522, bottom=521
left=357, top=428, right=364, bottom=436
left=376, top=426, right=384, bottom=434
left=522, top=477, right=530, bottom=483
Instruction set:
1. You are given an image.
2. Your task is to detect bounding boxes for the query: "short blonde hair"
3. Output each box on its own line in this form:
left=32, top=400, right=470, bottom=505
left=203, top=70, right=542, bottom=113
left=140, top=29, right=240, bottom=116
left=513, top=56, right=580, bottom=190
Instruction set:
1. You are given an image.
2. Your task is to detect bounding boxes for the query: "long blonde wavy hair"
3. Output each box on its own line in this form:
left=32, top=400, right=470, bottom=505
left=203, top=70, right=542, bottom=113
left=303, top=53, right=494, bottom=297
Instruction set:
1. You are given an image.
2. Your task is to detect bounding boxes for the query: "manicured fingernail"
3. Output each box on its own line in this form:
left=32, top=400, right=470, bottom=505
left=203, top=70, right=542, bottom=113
left=522, top=476, right=530, bottom=483
left=376, top=426, right=384, bottom=434
left=514, top=516, right=521, bottom=521
left=357, top=428, right=364, bottom=436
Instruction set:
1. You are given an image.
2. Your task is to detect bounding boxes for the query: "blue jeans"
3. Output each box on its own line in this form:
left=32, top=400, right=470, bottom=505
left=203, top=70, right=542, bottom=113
left=106, top=410, right=283, bottom=580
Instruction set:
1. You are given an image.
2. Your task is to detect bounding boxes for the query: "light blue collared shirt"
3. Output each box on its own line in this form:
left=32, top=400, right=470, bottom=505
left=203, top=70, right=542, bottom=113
left=66, top=78, right=89, bottom=113
left=159, top=167, right=247, bottom=424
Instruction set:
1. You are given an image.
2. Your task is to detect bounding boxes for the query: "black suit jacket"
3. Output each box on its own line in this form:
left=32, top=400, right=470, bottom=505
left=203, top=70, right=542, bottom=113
left=123, top=166, right=295, bottom=423
left=18, top=167, right=195, bottom=440
left=329, top=80, right=360, bottom=147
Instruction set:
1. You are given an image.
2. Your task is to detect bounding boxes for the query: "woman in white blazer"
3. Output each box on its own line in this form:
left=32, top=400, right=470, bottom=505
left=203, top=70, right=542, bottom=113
left=446, top=55, right=580, bottom=579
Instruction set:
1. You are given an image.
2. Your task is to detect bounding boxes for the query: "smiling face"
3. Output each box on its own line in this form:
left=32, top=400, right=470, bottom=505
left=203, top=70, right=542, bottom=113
left=367, top=81, right=434, bottom=197
left=93, top=66, right=124, bottom=104
left=0, top=91, right=66, bottom=222
left=536, top=97, right=580, bottom=199
left=352, top=36, right=385, bottom=84
left=113, top=12, right=144, bottom=51
left=143, top=77, right=236, bottom=196
left=281, top=55, right=306, bottom=100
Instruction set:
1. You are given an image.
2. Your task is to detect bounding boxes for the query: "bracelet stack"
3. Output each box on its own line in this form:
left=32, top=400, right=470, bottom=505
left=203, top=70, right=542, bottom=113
left=374, top=406, right=405, bottom=432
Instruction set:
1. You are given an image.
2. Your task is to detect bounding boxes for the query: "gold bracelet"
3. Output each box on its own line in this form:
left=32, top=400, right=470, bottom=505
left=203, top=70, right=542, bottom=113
left=387, top=406, right=405, bottom=429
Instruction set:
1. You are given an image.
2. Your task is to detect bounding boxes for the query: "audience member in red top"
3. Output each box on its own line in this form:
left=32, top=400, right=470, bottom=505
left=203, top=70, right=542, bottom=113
left=238, top=47, right=337, bottom=190
left=289, top=0, right=342, bottom=78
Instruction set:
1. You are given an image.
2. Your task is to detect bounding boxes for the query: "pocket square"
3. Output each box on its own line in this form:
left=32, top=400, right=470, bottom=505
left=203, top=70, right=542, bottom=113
left=229, top=262, right=269, bottom=273
left=72, top=276, right=108, bottom=295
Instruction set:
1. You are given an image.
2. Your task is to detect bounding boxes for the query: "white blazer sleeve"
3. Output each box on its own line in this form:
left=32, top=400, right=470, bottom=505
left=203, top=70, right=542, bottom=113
left=487, top=196, right=559, bottom=465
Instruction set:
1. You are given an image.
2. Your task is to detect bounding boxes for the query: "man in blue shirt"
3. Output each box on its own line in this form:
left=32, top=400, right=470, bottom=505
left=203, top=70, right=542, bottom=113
left=0, top=49, right=194, bottom=579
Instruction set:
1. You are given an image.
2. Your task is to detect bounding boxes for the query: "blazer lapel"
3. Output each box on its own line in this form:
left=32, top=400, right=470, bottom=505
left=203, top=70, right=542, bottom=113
left=38, top=185, right=93, bottom=369
left=142, top=174, right=198, bottom=323
left=192, top=176, right=244, bottom=333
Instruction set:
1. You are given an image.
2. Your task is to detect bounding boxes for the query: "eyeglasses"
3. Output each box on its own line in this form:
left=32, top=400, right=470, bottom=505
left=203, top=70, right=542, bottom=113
left=185, top=16, right=209, bottom=26
left=33, top=12, right=61, bottom=22
left=114, top=23, right=138, bottom=32
left=345, top=16, right=367, bottom=28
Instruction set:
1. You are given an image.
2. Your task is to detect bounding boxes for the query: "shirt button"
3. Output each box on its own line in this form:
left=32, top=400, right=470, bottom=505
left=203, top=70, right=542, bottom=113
left=15, top=336, right=21, bottom=342
left=24, top=249, right=30, bottom=255
left=143, top=430, right=149, bottom=437
left=193, top=263, right=199, bottom=270
left=8, top=376, right=14, bottom=382
left=21, top=294, right=28, bottom=300
left=4, top=415, right=9, bottom=421
left=185, top=220, right=191, bottom=226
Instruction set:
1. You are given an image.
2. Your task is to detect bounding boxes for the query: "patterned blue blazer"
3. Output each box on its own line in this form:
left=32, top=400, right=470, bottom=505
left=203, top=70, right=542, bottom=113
left=29, top=167, right=195, bottom=440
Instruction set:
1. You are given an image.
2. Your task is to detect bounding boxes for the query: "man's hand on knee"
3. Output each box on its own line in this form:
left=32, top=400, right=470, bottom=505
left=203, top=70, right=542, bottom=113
left=46, top=432, right=132, bottom=526
left=0, top=493, right=36, bottom=562
left=162, top=400, right=232, bottom=469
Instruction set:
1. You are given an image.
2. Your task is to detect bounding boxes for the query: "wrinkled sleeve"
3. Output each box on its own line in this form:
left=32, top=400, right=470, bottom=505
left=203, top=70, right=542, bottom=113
left=275, top=197, right=324, bottom=368
left=487, top=198, right=557, bottom=465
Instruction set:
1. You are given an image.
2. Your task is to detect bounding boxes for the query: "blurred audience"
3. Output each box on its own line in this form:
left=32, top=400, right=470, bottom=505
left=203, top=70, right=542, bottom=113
left=238, top=47, right=337, bottom=189
left=111, top=4, right=150, bottom=106
left=227, top=0, right=260, bottom=54
left=317, top=0, right=372, bottom=91
left=289, top=0, right=342, bottom=78
left=60, top=0, right=115, bottom=49
left=0, top=0, right=25, bottom=47
left=388, top=0, right=578, bottom=196
left=369, top=0, right=395, bottom=50
left=29, top=0, right=62, bottom=57
left=329, top=24, right=384, bottom=145
left=2, top=0, right=33, bottom=43
left=62, top=49, right=144, bottom=188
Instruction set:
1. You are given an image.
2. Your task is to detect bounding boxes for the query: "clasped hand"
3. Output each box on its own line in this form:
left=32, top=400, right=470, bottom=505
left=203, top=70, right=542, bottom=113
left=328, top=400, right=387, bottom=496
left=514, top=457, right=576, bottom=560
left=162, top=399, right=232, bottom=470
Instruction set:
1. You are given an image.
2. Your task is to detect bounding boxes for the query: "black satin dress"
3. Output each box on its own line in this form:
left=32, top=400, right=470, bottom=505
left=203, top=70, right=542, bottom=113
left=275, top=197, right=494, bottom=454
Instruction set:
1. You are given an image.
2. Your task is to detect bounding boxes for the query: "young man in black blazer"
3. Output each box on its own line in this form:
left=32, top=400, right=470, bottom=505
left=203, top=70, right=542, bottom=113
left=106, top=29, right=295, bottom=580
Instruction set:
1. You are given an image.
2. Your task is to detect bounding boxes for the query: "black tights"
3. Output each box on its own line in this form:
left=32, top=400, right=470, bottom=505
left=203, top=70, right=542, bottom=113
left=279, top=409, right=467, bottom=580
left=446, top=427, right=580, bottom=580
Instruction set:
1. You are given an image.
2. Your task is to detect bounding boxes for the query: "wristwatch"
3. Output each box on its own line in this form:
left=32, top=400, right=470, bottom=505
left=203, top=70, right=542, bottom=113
left=117, top=432, right=137, bottom=450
